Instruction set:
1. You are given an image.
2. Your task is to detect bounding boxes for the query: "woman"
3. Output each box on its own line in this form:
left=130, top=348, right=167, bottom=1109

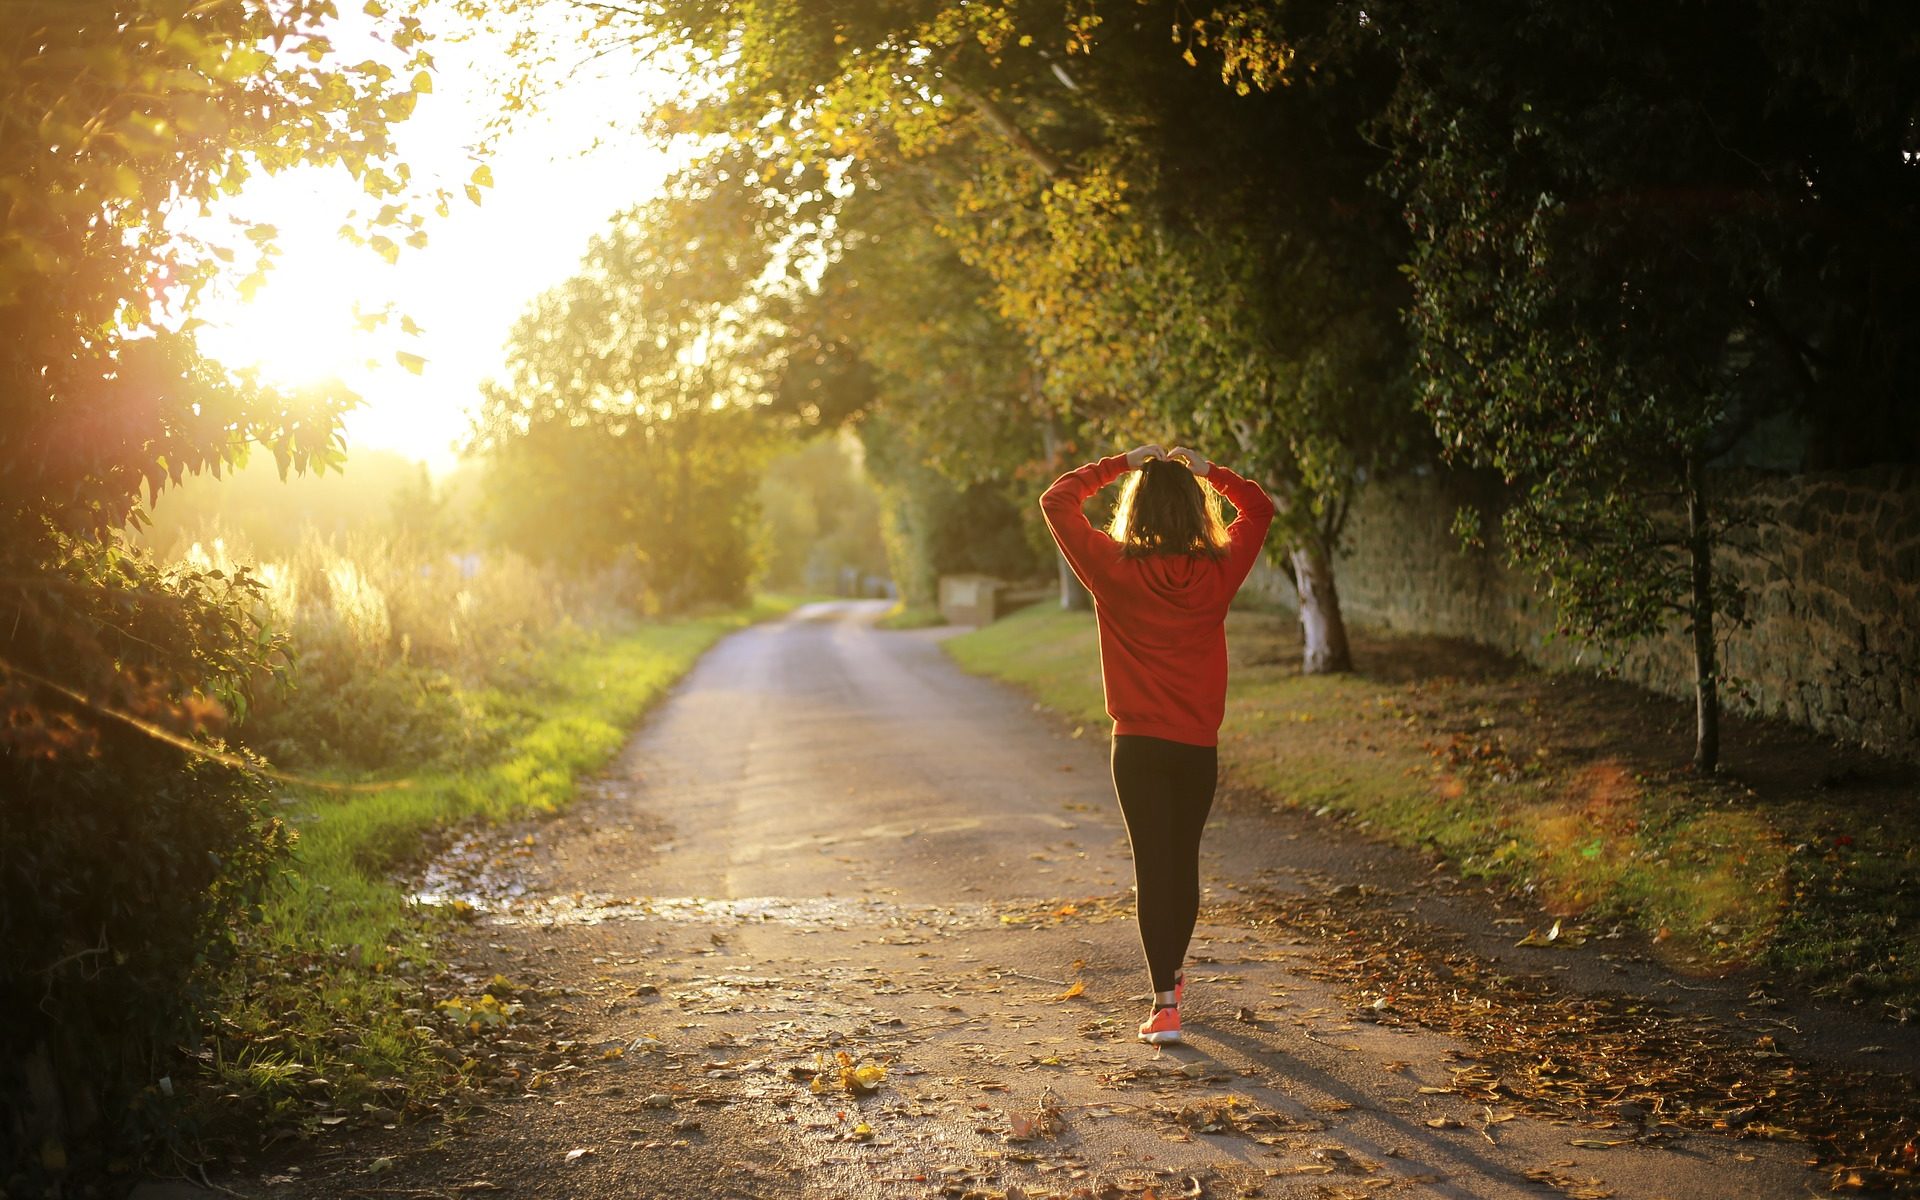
left=1039, top=443, right=1274, bottom=1045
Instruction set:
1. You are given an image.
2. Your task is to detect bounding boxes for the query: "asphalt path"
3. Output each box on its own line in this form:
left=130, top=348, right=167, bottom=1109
left=236, top=599, right=1843, bottom=1200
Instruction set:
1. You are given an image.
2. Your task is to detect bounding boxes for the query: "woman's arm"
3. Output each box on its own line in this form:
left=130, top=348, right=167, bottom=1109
left=1039, top=444, right=1162, bottom=594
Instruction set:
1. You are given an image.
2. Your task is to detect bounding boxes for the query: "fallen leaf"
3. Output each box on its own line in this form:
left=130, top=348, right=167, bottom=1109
left=815, top=1050, right=887, bottom=1094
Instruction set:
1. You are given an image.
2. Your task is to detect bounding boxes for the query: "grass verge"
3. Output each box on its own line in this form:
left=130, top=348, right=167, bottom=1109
left=876, top=602, right=946, bottom=630
left=197, top=596, right=802, bottom=1139
left=946, top=604, right=1920, bottom=1014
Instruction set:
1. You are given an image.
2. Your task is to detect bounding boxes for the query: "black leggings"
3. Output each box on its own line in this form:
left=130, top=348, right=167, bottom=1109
left=1110, top=734, right=1218, bottom=994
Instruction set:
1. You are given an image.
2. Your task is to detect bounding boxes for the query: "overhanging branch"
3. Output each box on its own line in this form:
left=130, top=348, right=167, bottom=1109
left=939, top=73, right=1068, bottom=182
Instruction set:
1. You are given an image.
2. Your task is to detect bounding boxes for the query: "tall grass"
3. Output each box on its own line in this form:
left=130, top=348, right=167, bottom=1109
left=179, top=530, right=617, bottom=771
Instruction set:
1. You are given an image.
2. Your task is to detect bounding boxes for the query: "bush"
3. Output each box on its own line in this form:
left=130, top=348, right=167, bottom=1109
left=2, top=737, right=286, bottom=1187
left=1, top=541, right=291, bottom=1191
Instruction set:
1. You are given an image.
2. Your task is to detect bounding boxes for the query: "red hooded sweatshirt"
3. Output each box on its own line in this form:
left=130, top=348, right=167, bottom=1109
left=1040, top=454, right=1276, bottom=747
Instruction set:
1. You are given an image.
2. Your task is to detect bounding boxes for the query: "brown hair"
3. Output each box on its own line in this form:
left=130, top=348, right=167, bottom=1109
left=1107, top=457, right=1230, bottom=559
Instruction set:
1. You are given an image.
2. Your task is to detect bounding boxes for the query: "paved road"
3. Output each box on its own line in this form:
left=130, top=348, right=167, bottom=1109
left=251, top=600, right=1824, bottom=1199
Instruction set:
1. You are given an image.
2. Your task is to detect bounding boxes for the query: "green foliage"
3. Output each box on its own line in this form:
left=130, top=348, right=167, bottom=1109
left=780, top=179, right=1054, bottom=604
left=861, top=415, right=1048, bottom=607
left=757, top=434, right=890, bottom=594
left=2, top=734, right=288, bottom=1184
left=155, top=528, right=606, bottom=775
left=931, top=7, right=1423, bottom=555
left=516, top=0, right=1428, bottom=665
left=1359, top=0, right=1920, bottom=762
left=471, top=0, right=1920, bottom=693
left=0, top=544, right=297, bottom=1186
left=1, top=3, right=434, bottom=1180
left=471, top=180, right=788, bottom=610
left=1, top=538, right=297, bottom=1188
left=810, top=182, right=1046, bottom=489
left=2, top=0, right=435, bottom=539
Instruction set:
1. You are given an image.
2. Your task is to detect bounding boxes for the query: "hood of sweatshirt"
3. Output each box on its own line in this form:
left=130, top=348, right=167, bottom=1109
left=1128, top=551, right=1225, bottom=608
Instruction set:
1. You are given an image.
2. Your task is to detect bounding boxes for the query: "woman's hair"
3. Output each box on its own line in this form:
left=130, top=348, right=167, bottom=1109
left=1107, top=457, right=1230, bottom=559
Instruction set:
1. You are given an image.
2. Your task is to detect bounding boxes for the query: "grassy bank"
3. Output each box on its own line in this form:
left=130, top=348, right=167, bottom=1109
left=947, top=604, right=1920, bottom=1013
left=202, top=597, right=801, bottom=1136
left=876, top=601, right=946, bottom=630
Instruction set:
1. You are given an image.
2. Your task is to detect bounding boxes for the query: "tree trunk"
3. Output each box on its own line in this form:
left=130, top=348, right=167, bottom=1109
left=1685, top=455, right=1720, bottom=771
left=1289, top=539, right=1353, bottom=674
left=1056, top=552, right=1091, bottom=611
left=1038, top=411, right=1091, bottom=611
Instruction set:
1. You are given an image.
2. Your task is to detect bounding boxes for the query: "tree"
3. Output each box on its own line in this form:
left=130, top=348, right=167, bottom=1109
left=470, top=176, right=787, bottom=609
left=1, top=0, right=433, bottom=1180
left=1370, top=0, right=1920, bottom=768
left=928, top=4, right=1423, bottom=667
left=534, top=0, right=1427, bottom=667
left=856, top=411, right=1050, bottom=608
left=2, top=0, right=439, bottom=750
left=796, top=179, right=1061, bottom=607
left=2, top=0, right=437, bottom=539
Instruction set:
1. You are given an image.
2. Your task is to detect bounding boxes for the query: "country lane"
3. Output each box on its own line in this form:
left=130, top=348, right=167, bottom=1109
left=243, top=599, right=1821, bottom=1200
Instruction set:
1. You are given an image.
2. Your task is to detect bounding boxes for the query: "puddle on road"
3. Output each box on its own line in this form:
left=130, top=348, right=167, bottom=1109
left=409, top=827, right=532, bottom=912
left=414, top=877, right=999, bottom=932
left=491, top=892, right=998, bottom=930
left=407, top=818, right=1020, bottom=933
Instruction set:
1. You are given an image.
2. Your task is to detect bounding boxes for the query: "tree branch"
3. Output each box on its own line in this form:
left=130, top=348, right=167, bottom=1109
left=938, top=73, right=1069, bottom=182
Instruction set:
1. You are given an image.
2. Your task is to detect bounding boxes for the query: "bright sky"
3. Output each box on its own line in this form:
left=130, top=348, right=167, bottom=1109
left=190, top=16, right=688, bottom=475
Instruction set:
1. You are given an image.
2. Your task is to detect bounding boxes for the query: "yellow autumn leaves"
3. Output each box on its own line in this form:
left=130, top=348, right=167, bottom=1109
left=435, top=990, right=518, bottom=1032
left=809, top=1049, right=888, bottom=1095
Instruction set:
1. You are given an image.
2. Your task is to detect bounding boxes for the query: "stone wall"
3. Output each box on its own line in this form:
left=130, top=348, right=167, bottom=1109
left=1246, top=465, right=1920, bottom=761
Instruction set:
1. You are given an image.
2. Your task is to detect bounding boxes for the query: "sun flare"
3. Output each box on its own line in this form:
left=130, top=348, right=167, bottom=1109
left=192, top=176, right=398, bottom=393
left=183, top=47, right=684, bottom=475
left=163, top=0, right=690, bottom=474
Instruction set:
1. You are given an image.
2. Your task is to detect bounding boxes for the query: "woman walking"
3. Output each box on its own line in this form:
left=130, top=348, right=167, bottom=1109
left=1039, top=443, right=1274, bottom=1045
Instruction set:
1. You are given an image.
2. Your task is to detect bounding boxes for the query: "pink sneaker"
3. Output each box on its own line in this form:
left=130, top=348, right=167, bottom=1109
left=1137, top=1005, right=1182, bottom=1045
left=1174, top=970, right=1185, bottom=1006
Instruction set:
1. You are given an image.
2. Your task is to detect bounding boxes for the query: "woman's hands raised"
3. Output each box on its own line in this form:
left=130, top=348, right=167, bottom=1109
left=1123, top=444, right=1211, bottom=476
left=1167, top=447, right=1210, bottom=477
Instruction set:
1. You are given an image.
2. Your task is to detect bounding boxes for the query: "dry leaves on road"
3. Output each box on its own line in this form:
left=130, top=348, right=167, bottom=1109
left=1220, top=883, right=1920, bottom=1192
left=1523, top=1165, right=1614, bottom=1199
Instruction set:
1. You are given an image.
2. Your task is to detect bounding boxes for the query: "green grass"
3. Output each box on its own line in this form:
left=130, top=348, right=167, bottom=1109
left=205, top=596, right=801, bottom=1130
left=875, top=602, right=947, bottom=630
left=947, top=604, right=1919, bottom=1009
